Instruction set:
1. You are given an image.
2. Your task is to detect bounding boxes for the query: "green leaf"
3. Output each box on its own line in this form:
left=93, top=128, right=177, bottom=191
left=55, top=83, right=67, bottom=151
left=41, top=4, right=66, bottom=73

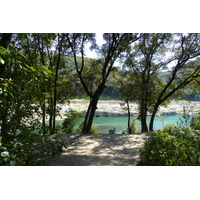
left=151, top=150, right=155, bottom=154
left=3, top=91, right=8, bottom=97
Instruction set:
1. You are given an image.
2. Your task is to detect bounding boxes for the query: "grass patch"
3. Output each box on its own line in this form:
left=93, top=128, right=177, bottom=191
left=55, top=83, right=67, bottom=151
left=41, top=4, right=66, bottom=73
left=178, top=108, right=200, bottom=113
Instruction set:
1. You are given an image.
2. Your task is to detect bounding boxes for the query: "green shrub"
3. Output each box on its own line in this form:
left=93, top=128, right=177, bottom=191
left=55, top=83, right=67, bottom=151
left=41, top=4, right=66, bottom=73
left=62, top=110, right=81, bottom=133
left=0, top=127, right=68, bottom=166
left=138, top=126, right=200, bottom=166
left=90, top=128, right=102, bottom=135
left=190, top=114, right=200, bottom=130
left=108, top=128, right=116, bottom=134
left=130, top=118, right=137, bottom=134
left=162, top=123, right=180, bottom=135
left=54, top=124, right=62, bottom=134
left=76, top=121, right=84, bottom=133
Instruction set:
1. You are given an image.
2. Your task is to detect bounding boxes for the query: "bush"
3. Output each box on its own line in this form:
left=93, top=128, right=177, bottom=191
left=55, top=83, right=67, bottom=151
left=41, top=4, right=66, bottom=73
left=108, top=128, right=116, bottom=134
left=62, top=110, right=81, bottom=133
left=0, top=127, right=67, bottom=166
left=130, top=118, right=137, bottom=134
left=162, top=123, right=179, bottom=135
left=90, top=128, right=102, bottom=135
left=138, top=126, right=200, bottom=166
left=76, top=121, right=84, bottom=133
left=190, top=114, right=200, bottom=130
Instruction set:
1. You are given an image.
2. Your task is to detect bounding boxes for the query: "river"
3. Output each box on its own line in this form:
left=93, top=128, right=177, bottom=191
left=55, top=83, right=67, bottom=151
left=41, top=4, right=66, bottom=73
left=73, top=114, right=193, bottom=134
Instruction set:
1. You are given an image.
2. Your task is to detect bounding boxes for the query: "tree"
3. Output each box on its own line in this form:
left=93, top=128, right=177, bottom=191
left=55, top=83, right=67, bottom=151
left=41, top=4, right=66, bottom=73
left=123, top=33, right=200, bottom=132
left=113, top=70, right=136, bottom=133
left=45, top=33, right=65, bottom=134
left=149, top=33, right=200, bottom=131
left=15, top=33, right=52, bottom=134
left=124, top=33, right=171, bottom=132
left=67, top=33, right=140, bottom=133
left=0, top=36, right=52, bottom=143
left=16, top=33, right=76, bottom=134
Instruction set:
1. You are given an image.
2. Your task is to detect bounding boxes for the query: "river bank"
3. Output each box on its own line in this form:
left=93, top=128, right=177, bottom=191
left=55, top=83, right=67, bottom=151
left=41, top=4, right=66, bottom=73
left=59, top=100, right=200, bottom=117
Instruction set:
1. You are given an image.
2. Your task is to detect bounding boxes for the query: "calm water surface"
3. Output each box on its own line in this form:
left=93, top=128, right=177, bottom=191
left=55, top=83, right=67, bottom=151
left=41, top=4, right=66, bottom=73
left=75, top=114, right=193, bottom=134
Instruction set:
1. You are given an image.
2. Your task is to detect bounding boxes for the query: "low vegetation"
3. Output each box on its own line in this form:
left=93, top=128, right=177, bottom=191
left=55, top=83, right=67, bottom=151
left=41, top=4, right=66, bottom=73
left=190, top=114, right=200, bottom=130
left=62, top=110, right=81, bottom=133
left=138, top=117, right=200, bottom=166
left=0, top=128, right=67, bottom=166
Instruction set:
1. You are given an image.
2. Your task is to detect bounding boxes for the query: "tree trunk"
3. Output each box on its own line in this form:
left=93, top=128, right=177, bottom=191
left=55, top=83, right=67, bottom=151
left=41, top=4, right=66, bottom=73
left=149, top=111, right=156, bottom=131
left=52, top=37, right=62, bottom=135
left=48, top=96, right=53, bottom=134
left=49, top=115, right=53, bottom=133
left=82, top=96, right=99, bottom=133
left=141, top=115, right=148, bottom=132
left=52, top=86, right=57, bottom=135
left=149, top=103, right=160, bottom=131
left=52, top=65, right=59, bottom=135
left=126, top=100, right=132, bottom=134
left=140, top=100, right=148, bottom=132
left=41, top=101, right=46, bottom=134
left=1, top=111, right=8, bottom=144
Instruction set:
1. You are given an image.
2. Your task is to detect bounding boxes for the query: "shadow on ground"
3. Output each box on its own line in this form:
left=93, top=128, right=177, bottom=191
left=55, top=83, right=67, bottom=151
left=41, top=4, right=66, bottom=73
left=45, top=133, right=146, bottom=166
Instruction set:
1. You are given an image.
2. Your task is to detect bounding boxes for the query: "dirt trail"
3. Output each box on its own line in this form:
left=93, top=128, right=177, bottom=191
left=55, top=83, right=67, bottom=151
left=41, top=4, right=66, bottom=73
left=44, top=133, right=146, bottom=166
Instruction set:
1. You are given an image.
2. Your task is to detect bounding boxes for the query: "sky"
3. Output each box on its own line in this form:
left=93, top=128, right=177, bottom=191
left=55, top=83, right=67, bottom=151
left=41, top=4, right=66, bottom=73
left=85, top=33, right=104, bottom=58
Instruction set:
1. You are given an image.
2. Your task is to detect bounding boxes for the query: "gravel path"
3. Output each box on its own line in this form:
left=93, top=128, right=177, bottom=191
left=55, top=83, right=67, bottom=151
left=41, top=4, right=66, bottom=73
left=44, top=133, right=146, bottom=166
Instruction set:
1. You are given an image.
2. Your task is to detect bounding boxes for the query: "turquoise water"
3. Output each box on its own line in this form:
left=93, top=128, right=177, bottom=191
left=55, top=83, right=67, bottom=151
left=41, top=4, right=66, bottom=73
left=75, top=114, right=193, bottom=134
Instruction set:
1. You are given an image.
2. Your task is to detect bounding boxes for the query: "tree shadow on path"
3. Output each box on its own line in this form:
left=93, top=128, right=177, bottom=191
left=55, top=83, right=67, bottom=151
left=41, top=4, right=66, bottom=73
left=45, top=133, right=146, bottom=166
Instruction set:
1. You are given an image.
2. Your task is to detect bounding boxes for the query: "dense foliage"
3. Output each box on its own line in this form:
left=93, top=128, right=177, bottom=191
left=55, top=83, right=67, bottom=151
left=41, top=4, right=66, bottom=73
left=190, top=114, right=200, bottom=130
left=0, top=128, right=67, bottom=166
left=138, top=125, right=200, bottom=166
left=62, top=110, right=81, bottom=133
left=0, top=34, right=69, bottom=165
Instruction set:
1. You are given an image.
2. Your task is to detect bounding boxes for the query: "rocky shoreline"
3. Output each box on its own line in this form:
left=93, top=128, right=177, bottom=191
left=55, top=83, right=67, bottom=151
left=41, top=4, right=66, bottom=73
left=59, top=100, right=200, bottom=117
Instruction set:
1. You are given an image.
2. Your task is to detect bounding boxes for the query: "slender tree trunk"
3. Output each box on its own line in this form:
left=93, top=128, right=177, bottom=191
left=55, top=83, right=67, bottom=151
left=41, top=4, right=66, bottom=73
left=1, top=110, right=8, bottom=143
left=48, top=96, right=53, bottom=134
left=52, top=36, right=63, bottom=135
left=52, top=85, right=57, bottom=134
left=52, top=76, right=58, bottom=134
left=149, top=110, right=157, bottom=131
left=126, top=100, right=132, bottom=134
left=140, top=100, right=148, bottom=132
left=52, top=66, right=59, bottom=134
left=41, top=101, right=46, bottom=134
left=149, top=102, right=160, bottom=131
left=49, top=115, right=53, bottom=133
